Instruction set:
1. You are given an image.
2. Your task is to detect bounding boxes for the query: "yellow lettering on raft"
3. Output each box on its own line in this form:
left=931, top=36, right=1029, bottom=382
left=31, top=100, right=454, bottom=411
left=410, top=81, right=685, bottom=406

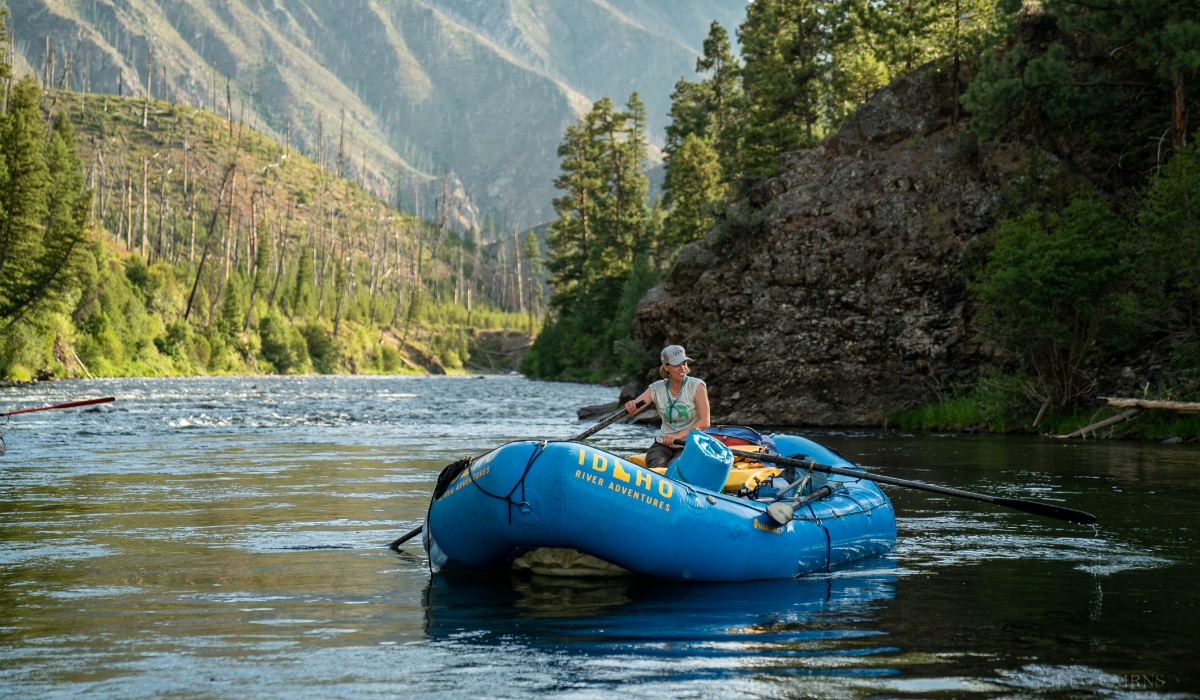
left=658, top=481, right=673, bottom=498
left=613, top=463, right=631, bottom=483
left=592, top=454, right=607, bottom=473
left=579, top=450, right=586, bottom=466
left=636, top=470, right=652, bottom=489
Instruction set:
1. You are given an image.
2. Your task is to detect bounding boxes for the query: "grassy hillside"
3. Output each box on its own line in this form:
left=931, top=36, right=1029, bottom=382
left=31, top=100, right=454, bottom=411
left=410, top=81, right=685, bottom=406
left=1, top=86, right=539, bottom=382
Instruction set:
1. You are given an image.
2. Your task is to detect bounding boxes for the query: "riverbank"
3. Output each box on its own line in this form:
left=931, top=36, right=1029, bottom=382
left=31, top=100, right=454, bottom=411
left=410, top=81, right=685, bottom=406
left=889, top=392, right=1200, bottom=442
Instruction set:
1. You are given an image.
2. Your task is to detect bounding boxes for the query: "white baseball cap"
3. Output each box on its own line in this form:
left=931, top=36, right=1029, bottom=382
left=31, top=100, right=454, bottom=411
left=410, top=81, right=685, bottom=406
left=660, top=345, right=692, bottom=366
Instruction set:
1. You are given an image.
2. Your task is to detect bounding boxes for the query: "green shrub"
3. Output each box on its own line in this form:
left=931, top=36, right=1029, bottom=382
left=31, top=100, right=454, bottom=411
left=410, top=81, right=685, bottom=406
left=6, top=364, right=33, bottom=381
left=1135, top=143, right=1200, bottom=348
left=194, top=334, right=211, bottom=369
left=259, top=313, right=303, bottom=373
left=301, top=323, right=339, bottom=373
left=889, top=370, right=1053, bottom=432
left=380, top=343, right=401, bottom=372
left=431, top=332, right=468, bottom=369
left=970, top=196, right=1134, bottom=406
left=204, top=326, right=228, bottom=372
left=124, top=256, right=161, bottom=299
left=219, top=278, right=247, bottom=339
left=153, top=319, right=197, bottom=369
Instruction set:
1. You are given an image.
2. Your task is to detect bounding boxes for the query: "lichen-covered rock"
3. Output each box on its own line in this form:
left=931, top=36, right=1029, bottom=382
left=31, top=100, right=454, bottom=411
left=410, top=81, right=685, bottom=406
left=633, top=64, right=1028, bottom=426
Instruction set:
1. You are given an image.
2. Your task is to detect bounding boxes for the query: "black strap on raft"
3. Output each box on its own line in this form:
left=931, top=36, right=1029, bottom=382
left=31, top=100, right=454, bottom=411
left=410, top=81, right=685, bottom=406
left=433, top=456, right=476, bottom=500
left=467, top=441, right=547, bottom=524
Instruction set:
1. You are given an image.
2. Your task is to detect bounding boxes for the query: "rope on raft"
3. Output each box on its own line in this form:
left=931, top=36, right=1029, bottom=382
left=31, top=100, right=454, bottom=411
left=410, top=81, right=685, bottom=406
left=792, top=498, right=893, bottom=523
left=467, top=440, right=548, bottom=524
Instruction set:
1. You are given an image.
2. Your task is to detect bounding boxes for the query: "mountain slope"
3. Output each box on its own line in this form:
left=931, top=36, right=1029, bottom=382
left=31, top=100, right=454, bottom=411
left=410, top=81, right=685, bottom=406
left=419, top=0, right=747, bottom=144
left=8, top=0, right=746, bottom=228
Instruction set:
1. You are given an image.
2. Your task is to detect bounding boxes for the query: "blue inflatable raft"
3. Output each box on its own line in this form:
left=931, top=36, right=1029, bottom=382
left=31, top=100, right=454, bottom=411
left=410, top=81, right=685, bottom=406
left=422, top=429, right=896, bottom=581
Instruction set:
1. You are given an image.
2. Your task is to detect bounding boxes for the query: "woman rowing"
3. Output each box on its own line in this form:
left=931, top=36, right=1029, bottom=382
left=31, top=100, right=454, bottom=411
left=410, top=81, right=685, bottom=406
left=624, top=345, right=711, bottom=470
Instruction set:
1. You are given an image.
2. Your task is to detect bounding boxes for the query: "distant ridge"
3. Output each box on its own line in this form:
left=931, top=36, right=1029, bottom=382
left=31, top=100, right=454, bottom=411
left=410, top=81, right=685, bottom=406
left=8, top=0, right=746, bottom=230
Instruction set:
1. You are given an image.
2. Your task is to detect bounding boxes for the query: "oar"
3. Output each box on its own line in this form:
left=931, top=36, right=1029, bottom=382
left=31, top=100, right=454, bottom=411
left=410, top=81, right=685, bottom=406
left=388, top=399, right=648, bottom=551
left=734, top=450, right=1097, bottom=525
left=388, top=526, right=425, bottom=551
left=571, top=399, right=645, bottom=442
left=1, top=396, right=115, bottom=417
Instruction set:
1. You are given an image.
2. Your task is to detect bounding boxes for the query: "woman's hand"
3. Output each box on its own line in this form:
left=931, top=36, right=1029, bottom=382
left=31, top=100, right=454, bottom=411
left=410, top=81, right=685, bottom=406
left=663, top=432, right=687, bottom=446
left=625, top=390, right=652, bottom=416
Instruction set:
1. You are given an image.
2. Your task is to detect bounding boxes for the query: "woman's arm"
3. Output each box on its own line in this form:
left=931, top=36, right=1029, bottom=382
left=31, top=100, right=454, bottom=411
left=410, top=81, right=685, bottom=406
left=624, top=387, right=653, bottom=415
left=663, top=383, right=710, bottom=446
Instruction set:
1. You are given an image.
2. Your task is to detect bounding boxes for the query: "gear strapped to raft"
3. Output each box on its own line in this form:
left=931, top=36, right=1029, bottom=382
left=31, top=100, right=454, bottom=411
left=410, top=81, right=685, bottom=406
left=705, top=425, right=780, bottom=454
left=433, top=456, right=477, bottom=500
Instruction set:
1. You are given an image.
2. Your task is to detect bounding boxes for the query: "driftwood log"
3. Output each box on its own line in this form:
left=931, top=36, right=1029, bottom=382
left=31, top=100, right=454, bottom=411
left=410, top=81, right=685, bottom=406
left=1051, top=396, right=1200, bottom=439
left=1097, top=397, right=1200, bottom=412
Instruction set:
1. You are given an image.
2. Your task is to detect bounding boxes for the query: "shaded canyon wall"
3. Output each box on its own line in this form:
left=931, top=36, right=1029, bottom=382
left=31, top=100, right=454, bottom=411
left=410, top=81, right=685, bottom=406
left=634, top=64, right=1030, bottom=426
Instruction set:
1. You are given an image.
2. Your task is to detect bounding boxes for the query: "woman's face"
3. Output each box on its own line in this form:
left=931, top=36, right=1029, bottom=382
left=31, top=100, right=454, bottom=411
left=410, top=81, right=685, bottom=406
left=665, top=361, right=689, bottom=381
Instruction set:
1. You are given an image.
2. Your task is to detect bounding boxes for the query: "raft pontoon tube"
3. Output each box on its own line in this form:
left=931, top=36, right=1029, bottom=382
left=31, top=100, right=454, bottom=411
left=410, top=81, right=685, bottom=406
left=422, top=430, right=896, bottom=581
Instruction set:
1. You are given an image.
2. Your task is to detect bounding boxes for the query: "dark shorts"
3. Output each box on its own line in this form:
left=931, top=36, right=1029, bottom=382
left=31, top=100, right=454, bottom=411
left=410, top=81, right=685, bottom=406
left=646, top=441, right=684, bottom=470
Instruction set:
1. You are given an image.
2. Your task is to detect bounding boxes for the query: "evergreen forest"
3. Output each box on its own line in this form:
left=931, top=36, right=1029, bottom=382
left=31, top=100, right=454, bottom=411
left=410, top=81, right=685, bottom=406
left=524, top=0, right=1200, bottom=434
left=0, top=8, right=541, bottom=381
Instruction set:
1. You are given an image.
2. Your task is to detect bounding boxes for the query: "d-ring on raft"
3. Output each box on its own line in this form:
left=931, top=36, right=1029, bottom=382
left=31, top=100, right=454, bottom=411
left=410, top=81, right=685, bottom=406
left=422, top=429, right=897, bottom=581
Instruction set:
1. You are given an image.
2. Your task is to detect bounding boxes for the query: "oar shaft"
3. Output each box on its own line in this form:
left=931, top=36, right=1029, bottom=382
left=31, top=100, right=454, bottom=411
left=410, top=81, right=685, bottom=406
left=734, top=450, right=993, bottom=503
left=571, top=400, right=645, bottom=442
left=1, top=396, right=115, bottom=417
left=388, top=525, right=423, bottom=551
left=733, top=449, right=1096, bottom=525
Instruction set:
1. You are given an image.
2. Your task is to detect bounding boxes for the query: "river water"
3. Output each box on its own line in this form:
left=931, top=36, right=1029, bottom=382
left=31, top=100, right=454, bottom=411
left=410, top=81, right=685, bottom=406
left=0, top=376, right=1195, bottom=698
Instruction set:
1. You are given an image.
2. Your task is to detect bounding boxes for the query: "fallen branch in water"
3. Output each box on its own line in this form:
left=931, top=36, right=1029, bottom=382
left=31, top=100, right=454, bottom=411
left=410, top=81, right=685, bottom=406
left=1052, top=407, right=1143, bottom=439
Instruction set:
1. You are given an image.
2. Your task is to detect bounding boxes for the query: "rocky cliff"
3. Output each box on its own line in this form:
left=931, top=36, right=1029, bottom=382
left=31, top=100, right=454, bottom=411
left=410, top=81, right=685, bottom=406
left=634, top=64, right=1030, bottom=426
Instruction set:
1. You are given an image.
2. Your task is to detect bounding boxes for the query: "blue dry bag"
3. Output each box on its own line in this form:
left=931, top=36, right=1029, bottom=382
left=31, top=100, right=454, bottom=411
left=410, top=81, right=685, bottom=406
left=665, top=430, right=734, bottom=493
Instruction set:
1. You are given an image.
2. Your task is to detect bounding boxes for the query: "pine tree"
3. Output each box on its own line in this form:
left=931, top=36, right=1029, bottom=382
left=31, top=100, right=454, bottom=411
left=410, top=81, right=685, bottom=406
left=665, top=22, right=743, bottom=179
left=0, top=78, right=51, bottom=318
left=534, top=92, right=653, bottom=378
left=740, top=0, right=835, bottom=176
left=826, top=0, right=892, bottom=123
left=964, top=0, right=1198, bottom=182
left=219, top=277, right=244, bottom=338
left=291, top=241, right=314, bottom=318
left=545, top=114, right=604, bottom=315
left=0, top=9, right=11, bottom=85
left=616, top=93, right=650, bottom=257
left=243, top=219, right=272, bottom=330
left=0, top=78, right=89, bottom=329
left=873, top=0, right=954, bottom=75
left=520, top=230, right=543, bottom=328
left=663, top=133, right=724, bottom=254
left=584, top=95, right=651, bottom=312
left=696, top=22, right=743, bottom=175
left=482, top=212, right=495, bottom=241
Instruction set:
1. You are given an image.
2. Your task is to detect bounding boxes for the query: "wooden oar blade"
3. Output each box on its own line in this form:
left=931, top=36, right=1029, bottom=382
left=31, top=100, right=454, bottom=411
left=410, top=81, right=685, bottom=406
left=993, top=498, right=1097, bottom=525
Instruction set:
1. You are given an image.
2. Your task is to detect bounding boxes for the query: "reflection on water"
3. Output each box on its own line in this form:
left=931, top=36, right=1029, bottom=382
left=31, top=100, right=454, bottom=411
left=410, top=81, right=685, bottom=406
left=426, top=559, right=899, bottom=668
left=1, top=376, right=1197, bottom=697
